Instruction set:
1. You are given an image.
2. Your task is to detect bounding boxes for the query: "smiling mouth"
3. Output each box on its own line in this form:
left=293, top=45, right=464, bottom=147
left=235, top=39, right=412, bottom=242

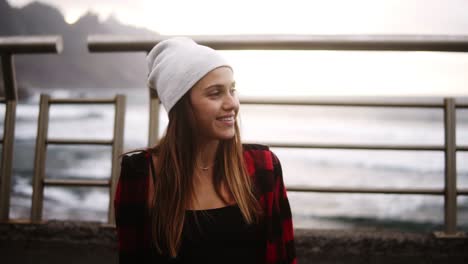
left=217, top=116, right=234, bottom=122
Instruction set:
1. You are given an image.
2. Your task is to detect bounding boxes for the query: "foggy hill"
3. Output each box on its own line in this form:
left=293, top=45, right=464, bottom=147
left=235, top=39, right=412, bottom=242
left=0, top=0, right=158, bottom=98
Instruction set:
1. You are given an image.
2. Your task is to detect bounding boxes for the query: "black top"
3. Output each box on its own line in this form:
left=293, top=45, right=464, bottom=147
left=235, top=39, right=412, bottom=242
left=147, top=154, right=263, bottom=263
left=168, top=204, right=262, bottom=264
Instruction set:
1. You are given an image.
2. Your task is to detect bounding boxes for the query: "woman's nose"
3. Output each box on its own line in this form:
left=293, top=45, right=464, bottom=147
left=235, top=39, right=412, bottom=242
left=223, top=93, right=238, bottom=110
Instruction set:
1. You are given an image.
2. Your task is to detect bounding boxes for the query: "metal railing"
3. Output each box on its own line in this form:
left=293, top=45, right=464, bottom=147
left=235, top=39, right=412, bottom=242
left=88, top=35, right=468, bottom=237
left=242, top=97, right=467, bottom=238
left=31, top=94, right=126, bottom=224
left=88, top=34, right=468, bottom=147
left=0, top=36, right=63, bottom=221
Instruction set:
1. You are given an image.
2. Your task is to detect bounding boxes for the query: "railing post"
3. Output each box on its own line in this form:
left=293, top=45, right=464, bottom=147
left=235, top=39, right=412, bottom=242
left=444, top=97, right=457, bottom=234
left=148, top=88, right=160, bottom=147
left=0, top=53, right=17, bottom=221
left=2, top=54, right=18, bottom=101
left=0, top=36, right=62, bottom=222
left=109, top=94, right=126, bottom=225
left=435, top=98, right=465, bottom=238
left=31, top=94, right=50, bottom=222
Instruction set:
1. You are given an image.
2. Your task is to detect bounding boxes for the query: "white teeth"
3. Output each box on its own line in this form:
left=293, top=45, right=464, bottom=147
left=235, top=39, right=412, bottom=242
left=218, top=116, right=234, bottom=121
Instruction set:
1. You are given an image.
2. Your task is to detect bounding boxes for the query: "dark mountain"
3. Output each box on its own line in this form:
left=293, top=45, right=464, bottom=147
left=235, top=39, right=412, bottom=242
left=0, top=0, right=158, bottom=98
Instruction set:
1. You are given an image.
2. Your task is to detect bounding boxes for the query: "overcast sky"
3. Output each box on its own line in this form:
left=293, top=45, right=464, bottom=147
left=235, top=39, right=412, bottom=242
left=7, top=0, right=468, bottom=96
left=7, top=0, right=468, bottom=35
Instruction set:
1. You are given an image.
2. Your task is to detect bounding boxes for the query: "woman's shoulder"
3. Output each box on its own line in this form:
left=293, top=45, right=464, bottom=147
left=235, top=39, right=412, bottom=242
left=120, top=148, right=152, bottom=177
left=242, top=144, right=281, bottom=197
left=122, top=149, right=148, bottom=159
left=242, top=143, right=270, bottom=152
left=242, top=143, right=279, bottom=171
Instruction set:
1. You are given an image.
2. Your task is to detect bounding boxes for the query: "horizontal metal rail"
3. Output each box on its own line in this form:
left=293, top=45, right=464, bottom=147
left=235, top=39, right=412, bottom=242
left=264, top=142, right=446, bottom=151
left=287, top=186, right=468, bottom=195
left=240, top=97, right=468, bottom=108
left=287, top=186, right=444, bottom=195
left=264, top=142, right=468, bottom=151
left=43, top=179, right=109, bottom=187
left=241, top=98, right=444, bottom=108
left=49, top=98, right=116, bottom=104
left=46, top=139, right=113, bottom=145
left=0, top=36, right=63, bottom=54
left=88, top=35, right=468, bottom=52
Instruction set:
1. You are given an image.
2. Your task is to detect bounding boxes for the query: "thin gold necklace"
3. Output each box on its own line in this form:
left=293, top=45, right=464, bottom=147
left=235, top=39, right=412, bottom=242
left=196, top=163, right=214, bottom=171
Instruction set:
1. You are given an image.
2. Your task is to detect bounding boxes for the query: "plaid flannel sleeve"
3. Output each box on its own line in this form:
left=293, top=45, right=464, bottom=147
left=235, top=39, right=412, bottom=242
left=114, top=153, right=153, bottom=263
left=270, top=151, right=297, bottom=264
left=245, top=144, right=297, bottom=264
left=265, top=151, right=297, bottom=264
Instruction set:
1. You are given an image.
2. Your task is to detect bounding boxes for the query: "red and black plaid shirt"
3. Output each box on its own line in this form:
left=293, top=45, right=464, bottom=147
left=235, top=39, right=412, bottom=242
left=114, top=144, right=297, bottom=264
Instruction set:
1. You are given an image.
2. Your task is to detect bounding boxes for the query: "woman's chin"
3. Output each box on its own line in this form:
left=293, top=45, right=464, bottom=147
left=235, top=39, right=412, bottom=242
left=216, top=132, right=236, bottom=141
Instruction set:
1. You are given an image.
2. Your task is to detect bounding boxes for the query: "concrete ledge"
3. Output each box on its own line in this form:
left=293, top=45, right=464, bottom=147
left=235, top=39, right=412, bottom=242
left=1, top=221, right=467, bottom=264
left=295, top=228, right=468, bottom=263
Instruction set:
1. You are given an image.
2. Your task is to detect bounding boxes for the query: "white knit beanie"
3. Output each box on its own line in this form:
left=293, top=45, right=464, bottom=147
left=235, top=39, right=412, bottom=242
left=146, top=37, right=232, bottom=113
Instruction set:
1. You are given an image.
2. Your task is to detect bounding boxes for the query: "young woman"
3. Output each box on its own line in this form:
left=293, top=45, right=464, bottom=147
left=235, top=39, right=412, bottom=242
left=114, top=37, right=296, bottom=264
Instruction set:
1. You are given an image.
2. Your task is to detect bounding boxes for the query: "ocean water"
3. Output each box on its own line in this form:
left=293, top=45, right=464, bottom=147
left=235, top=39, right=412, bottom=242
left=4, top=90, right=468, bottom=232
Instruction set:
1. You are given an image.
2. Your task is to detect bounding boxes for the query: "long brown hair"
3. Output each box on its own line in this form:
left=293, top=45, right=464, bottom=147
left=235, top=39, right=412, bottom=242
left=148, top=93, right=262, bottom=257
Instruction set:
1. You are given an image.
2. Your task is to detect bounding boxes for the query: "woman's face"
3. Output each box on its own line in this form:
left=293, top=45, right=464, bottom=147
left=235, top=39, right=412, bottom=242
left=189, top=66, right=239, bottom=142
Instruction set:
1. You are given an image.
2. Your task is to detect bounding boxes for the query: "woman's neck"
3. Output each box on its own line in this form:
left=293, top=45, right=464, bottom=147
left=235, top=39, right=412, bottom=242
left=196, top=139, right=219, bottom=169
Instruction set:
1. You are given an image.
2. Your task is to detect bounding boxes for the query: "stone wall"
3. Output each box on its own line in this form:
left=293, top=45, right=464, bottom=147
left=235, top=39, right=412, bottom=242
left=1, top=221, right=467, bottom=263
